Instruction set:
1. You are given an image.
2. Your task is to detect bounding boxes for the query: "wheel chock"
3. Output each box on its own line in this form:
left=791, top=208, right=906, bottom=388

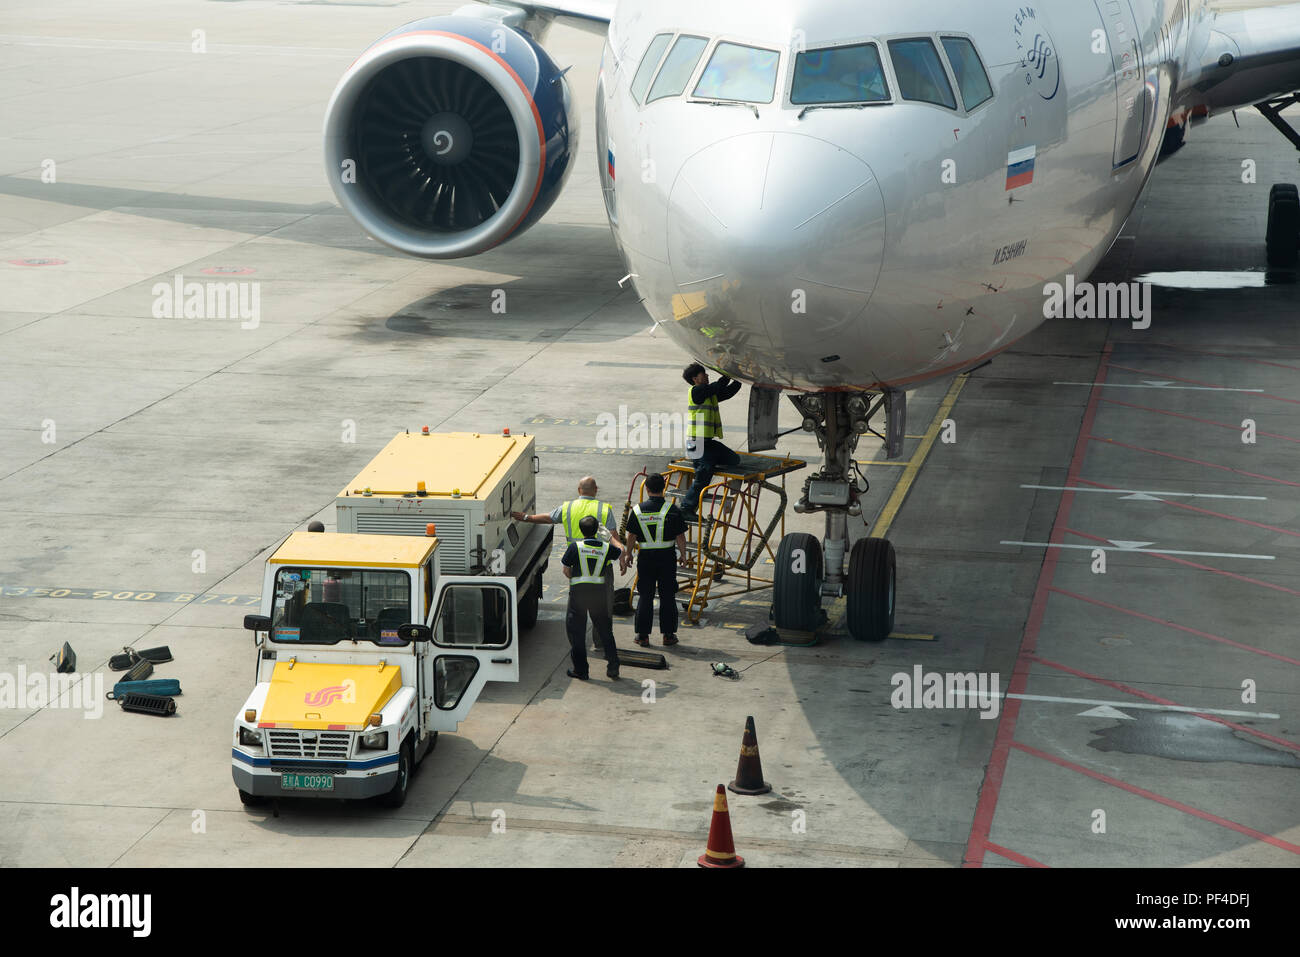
left=122, top=658, right=154, bottom=682
left=49, top=642, right=76, bottom=674
left=115, top=693, right=177, bottom=716
left=615, top=648, right=668, bottom=670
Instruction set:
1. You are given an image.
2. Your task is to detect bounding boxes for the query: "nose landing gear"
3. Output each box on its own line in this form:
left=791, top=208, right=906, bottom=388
left=771, top=390, right=902, bottom=641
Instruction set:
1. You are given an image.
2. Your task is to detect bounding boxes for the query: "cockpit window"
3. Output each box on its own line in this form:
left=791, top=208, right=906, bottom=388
left=887, top=38, right=957, bottom=110
left=693, top=42, right=781, bottom=103
left=647, top=35, right=709, bottom=102
left=941, top=36, right=994, bottom=111
left=791, top=43, right=890, bottom=105
left=631, top=33, right=673, bottom=103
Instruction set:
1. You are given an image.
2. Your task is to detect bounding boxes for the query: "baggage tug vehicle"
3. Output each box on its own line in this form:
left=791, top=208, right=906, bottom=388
left=232, top=430, right=549, bottom=807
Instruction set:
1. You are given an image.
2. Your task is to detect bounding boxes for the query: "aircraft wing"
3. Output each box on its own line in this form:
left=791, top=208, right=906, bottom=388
left=457, top=0, right=614, bottom=37
left=1182, top=1, right=1300, bottom=109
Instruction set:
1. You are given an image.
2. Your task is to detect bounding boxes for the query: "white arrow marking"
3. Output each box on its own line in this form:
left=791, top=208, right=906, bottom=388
left=1054, top=382, right=1263, bottom=393
left=1078, top=704, right=1134, bottom=720
left=1118, top=492, right=1162, bottom=501
left=1001, top=541, right=1274, bottom=560
left=1109, top=540, right=1154, bottom=550
left=1021, top=485, right=1267, bottom=501
left=947, top=690, right=1278, bottom=719
left=1142, top=380, right=1174, bottom=387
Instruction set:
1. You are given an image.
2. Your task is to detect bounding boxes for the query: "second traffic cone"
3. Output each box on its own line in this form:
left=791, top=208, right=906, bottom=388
left=728, top=715, right=771, bottom=795
left=698, top=785, right=744, bottom=868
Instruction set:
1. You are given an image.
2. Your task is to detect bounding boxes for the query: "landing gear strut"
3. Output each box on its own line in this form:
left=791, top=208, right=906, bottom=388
left=1256, top=95, right=1300, bottom=267
left=770, top=390, right=901, bottom=641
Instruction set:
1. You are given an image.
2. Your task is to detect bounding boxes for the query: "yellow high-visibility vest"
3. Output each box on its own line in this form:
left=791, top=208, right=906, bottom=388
left=687, top=388, right=722, bottom=440
left=561, top=498, right=613, bottom=543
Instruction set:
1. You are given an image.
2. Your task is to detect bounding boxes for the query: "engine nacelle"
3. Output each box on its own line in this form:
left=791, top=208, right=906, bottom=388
left=324, top=16, right=579, bottom=259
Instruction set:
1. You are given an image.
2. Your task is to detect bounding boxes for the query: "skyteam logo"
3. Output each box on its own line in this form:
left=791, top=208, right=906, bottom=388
left=1012, top=7, right=1060, bottom=101
left=304, top=679, right=356, bottom=707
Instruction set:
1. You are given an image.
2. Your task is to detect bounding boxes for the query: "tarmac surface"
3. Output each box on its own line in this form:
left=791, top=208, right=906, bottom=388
left=1, top=0, right=1298, bottom=868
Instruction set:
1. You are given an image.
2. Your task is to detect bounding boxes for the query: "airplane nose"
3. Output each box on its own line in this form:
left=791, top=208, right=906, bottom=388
left=666, top=132, right=885, bottom=351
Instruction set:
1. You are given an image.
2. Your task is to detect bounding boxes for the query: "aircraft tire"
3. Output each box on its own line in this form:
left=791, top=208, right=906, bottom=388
left=773, top=533, right=823, bottom=632
left=847, top=537, right=896, bottom=642
left=1266, top=185, right=1299, bottom=267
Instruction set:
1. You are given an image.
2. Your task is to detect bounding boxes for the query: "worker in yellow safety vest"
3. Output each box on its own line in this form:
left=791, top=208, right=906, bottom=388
left=561, top=515, right=622, bottom=681
left=512, top=475, right=626, bottom=652
left=511, top=475, right=626, bottom=547
left=681, top=363, right=742, bottom=518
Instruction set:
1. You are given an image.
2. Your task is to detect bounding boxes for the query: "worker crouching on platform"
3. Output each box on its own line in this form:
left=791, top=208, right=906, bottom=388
left=562, top=515, right=622, bottom=681
left=621, top=472, right=689, bottom=647
left=681, top=363, right=742, bottom=520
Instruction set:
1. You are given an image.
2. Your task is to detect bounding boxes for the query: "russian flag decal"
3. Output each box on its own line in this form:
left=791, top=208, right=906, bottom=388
left=1006, top=145, right=1036, bottom=190
left=607, top=139, right=616, bottom=181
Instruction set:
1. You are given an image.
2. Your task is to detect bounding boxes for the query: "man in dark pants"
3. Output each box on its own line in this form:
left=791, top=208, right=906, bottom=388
left=681, top=363, right=742, bottom=519
left=562, top=515, right=621, bottom=681
left=621, top=472, right=689, bottom=647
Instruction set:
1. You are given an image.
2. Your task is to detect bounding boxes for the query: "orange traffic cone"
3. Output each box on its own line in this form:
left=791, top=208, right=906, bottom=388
left=728, top=715, right=771, bottom=795
left=698, top=784, right=745, bottom=868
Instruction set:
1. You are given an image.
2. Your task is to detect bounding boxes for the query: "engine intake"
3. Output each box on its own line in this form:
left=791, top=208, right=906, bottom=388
left=324, top=16, right=578, bottom=258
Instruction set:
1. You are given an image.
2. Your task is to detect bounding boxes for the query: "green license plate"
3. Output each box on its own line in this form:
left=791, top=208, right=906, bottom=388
left=281, top=773, right=333, bottom=791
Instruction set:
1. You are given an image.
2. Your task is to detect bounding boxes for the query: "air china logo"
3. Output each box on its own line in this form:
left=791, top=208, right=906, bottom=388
left=1013, top=7, right=1060, bottom=101
left=304, top=679, right=356, bottom=707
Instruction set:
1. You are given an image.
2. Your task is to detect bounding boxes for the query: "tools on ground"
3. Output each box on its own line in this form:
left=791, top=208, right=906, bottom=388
left=109, top=645, right=173, bottom=670
left=106, top=645, right=179, bottom=715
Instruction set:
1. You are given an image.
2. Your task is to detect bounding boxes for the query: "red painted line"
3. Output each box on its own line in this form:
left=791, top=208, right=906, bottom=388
left=1063, top=525, right=1300, bottom=599
left=963, top=343, right=1113, bottom=867
left=984, top=842, right=1049, bottom=868
left=1076, top=477, right=1300, bottom=540
left=1048, top=585, right=1300, bottom=667
left=1086, top=434, right=1300, bottom=487
left=1107, top=362, right=1300, bottom=405
left=1029, top=654, right=1300, bottom=754
left=1012, top=741, right=1300, bottom=856
left=1148, top=341, right=1300, bottom=373
left=1099, top=397, right=1300, bottom=444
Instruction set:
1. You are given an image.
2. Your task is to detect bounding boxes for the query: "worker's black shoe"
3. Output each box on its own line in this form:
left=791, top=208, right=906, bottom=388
left=634, top=635, right=650, bottom=647
left=566, top=669, right=589, bottom=681
left=662, top=634, right=678, bottom=646
left=606, top=667, right=620, bottom=680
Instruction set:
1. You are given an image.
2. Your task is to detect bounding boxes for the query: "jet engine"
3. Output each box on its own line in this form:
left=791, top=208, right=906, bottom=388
left=324, top=16, right=579, bottom=258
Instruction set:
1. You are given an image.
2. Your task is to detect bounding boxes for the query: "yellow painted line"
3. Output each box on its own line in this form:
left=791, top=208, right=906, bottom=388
left=892, top=633, right=936, bottom=641
left=867, top=377, right=967, bottom=540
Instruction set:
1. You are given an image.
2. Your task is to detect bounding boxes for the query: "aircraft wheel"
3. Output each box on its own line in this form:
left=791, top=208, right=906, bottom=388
left=1266, top=184, right=1299, bottom=267
left=773, top=533, right=823, bottom=631
left=847, top=537, right=896, bottom=642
